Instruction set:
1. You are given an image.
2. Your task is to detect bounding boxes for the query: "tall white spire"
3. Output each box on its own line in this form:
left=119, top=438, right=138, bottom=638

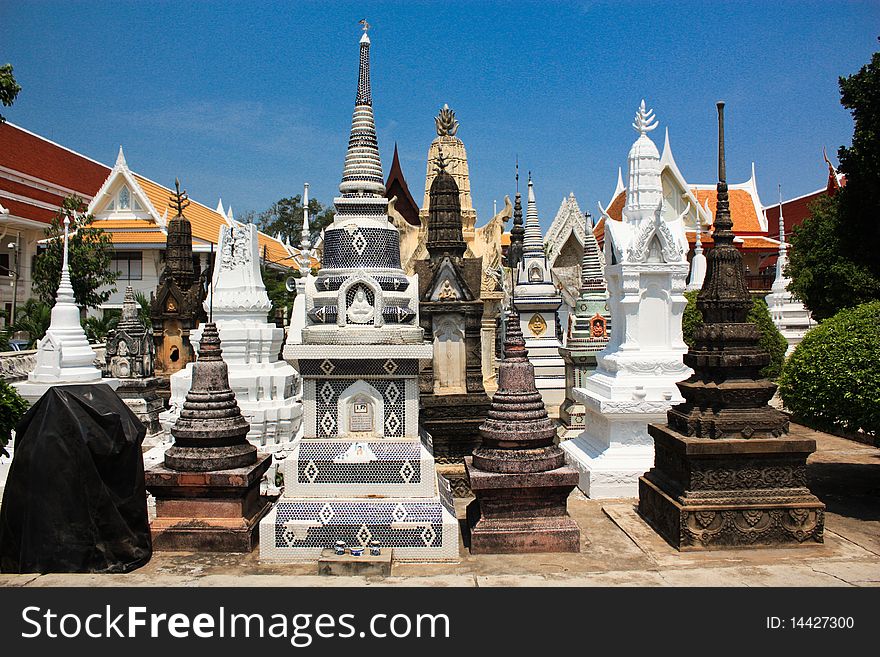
left=56, top=215, right=75, bottom=305
left=523, top=173, right=544, bottom=254
left=687, top=222, right=707, bottom=291
left=338, top=23, right=384, bottom=198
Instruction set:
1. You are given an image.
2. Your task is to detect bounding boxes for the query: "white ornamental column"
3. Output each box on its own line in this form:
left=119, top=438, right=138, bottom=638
left=561, top=100, right=692, bottom=498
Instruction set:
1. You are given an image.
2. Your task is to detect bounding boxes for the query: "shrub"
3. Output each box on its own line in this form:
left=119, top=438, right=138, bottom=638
left=682, top=290, right=788, bottom=380
left=0, top=380, right=28, bottom=454
left=779, top=301, right=880, bottom=438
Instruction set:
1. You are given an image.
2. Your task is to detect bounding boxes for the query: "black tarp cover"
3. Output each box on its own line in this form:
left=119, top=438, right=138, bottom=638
left=0, top=384, right=152, bottom=573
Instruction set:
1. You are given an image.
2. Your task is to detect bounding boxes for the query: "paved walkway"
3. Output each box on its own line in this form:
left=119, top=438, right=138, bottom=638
left=2, top=424, right=878, bottom=587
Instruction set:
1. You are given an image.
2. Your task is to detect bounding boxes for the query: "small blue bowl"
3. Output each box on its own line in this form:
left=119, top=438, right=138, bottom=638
left=349, top=547, right=364, bottom=557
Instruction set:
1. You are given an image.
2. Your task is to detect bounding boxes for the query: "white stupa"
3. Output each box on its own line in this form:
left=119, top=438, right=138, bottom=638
left=561, top=100, right=692, bottom=498
left=15, top=214, right=119, bottom=405
left=686, top=227, right=707, bottom=291
left=766, top=185, right=814, bottom=355
left=161, top=221, right=303, bottom=448
left=512, top=174, right=566, bottom=416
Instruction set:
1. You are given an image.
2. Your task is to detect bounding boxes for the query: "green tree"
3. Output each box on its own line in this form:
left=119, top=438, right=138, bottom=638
left=32, top=195, right=117, bottom=311
left=261, top=265, right=294, bottom=325
left=0, top=63, right=21, bottom=123
left=82, top=310, right=120, bottom=343
left=1, top=380, right=28, bottom=455
left=9, top=298, right=51, bottom=348
left=787, top=195, right=879, bottom=321
left=258, top=194, right=334, bottom=246
left=837, top=39, right=880, bottom=279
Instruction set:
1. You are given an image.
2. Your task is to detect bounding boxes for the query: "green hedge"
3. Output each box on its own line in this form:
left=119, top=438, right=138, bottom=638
left=1, top=380, right=28, bottom=453
left=779, top=301, right=880, bottom=438
left=682, top=290, right=788, bottom=380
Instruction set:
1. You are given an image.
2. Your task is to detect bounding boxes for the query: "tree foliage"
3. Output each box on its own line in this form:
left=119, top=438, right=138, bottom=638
left=787, top=195, right=879, bottom=320
left=837, top=39, right=880, bottom=279
left=0, top=380, right=28, bottom=454
left=261, top=265, right=293, bottom=325
left=8, top=298, right=51, bottom=348
left=0, top=63, right=21, bottom=123
left=682, top=291, right=788, bottom=380
left=32, top=195, right=117, bottom=311
left=779, top=301, right=880, bottom=439
left=257, top=194, right=334, bottom=248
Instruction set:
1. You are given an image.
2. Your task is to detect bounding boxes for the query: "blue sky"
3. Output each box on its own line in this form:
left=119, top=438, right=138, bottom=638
left=3, top=1, right=878, bottom=229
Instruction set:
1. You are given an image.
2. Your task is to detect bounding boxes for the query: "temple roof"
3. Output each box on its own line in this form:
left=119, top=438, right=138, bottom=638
left=385, top=144, right=420, bottom=226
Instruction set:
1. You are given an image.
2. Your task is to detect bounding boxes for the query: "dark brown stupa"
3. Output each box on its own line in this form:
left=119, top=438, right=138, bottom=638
left=638, top=103, right=824, bottom=550
left=150, top=179, right=206, bottom=379
left=465, top=311, right=580, bottom=553
left=415, top=152, right=490, bottom=495
left=506, top=171, right=525, bottom=270
left=145, top=323, right=272, bottom=552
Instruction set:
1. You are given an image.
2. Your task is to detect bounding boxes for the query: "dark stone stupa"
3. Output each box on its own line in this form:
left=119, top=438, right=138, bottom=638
left=414, top=152, right=491, bottom=496
left=104, top=285, right=163, bottom=434
left=465, top=311, right=580, bottom=553
left=506, top=168, right=525, bottom=270
left=637, top=103, right=824, bottom=550
left=150, top=179, right=206, bottom=378
left=145, top=323, right=271, bottom=552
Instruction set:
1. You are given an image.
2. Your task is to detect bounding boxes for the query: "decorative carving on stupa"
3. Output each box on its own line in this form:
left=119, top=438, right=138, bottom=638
left=465, top=311, right=580, bottom=553
left=104, top=286, right=163, bottom=435
left=150, top=179, right=206, bottom=377
left=638, top=103, right=824, bottom=550
left=414, top=152, right=491, bottom=495
left=106, top=286, right=154, bottom=380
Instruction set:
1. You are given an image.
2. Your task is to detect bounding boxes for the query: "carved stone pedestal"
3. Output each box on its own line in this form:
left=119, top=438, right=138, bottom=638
left=638, top=425, right=825, bottom=550
left=115, top=378, right=164, bottom=436
left=466, top=457, right=580, bottom=554
left=145, top=453, right=272, bottom=552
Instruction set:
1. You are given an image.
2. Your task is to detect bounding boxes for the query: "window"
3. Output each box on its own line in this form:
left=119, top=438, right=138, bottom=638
left=0, top=253, right=9, bottom=277
left=111, top=251, right=143, bottom=280
left=119, top=186, right=131, bottom=210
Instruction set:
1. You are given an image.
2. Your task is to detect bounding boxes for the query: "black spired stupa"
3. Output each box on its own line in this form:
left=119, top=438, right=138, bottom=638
left=638, top=103, right=824, bottom=550
left=145, top=323, right=272, bottom=552
left=506, top=164, right=525, bottom=270
left=415, top=150, right=491, bottom=495
left=465, top=311, right=580, bottom=553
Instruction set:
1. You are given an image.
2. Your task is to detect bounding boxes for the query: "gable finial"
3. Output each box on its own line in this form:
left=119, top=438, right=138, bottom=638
left=632, top=99, right=658, bottom=135
left=359, top=18, right=370, bottom=32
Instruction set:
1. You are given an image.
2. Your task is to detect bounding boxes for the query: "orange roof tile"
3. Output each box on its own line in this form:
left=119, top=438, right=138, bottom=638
left=692, top=189, right=763, bottom=233
left=605, top=191, right=626, bottom=221
left=109, top=231, right=168, bottom=244
left=501, top=232, right=511, bottom=247
left=94, top=218, right=159, bottom=230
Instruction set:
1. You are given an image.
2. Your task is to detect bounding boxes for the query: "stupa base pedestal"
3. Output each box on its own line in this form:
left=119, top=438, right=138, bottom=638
left=421, top=393, right=492, bottom=497
left=638, top=424, right=825, bottom=551
left=561, top=433, right=658, bottom=499
left=465, top=457, right=580, bottom=554
left=115, top=378, right=164, bottom=436
left=144, top=453, right=272, bottom=552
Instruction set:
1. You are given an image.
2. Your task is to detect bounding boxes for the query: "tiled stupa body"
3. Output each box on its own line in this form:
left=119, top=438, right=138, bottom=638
left=260, top=28, right=457, bottom=562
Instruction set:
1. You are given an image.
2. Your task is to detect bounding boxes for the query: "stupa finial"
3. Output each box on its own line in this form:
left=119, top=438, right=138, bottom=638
left=632, top=99, right=658, bottom=135
left=435, top=103, right=459, bottom=137
left=169, top=178, right=190, bottom=217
